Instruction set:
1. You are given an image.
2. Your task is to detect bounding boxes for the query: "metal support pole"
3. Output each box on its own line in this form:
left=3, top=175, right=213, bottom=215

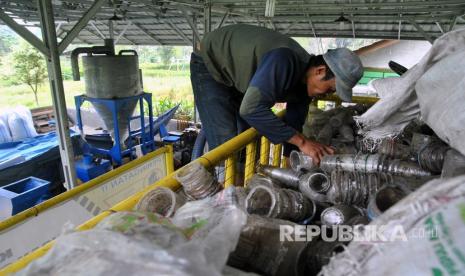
left=260, top=137, right=270, bottom=165
left=109, top=20, right=114, bottom=40
left=272, top=144, right=282, bottom=167
left=224, top=154, right=237, bottom=188
left=204, top=0, right=212, bottom=36
left=37, top=0, right=77, bottom=190
left=192, top=11, right=200, bottom=123
left=244, top=141, right=257, bottom=183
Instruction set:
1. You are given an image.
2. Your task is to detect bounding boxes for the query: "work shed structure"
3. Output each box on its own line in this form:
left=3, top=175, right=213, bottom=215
left=0, top=0, right=464, bottom=187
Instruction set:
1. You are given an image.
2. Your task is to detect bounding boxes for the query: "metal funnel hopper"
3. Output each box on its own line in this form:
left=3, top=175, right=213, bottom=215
left=81, top=54, right=142, bottom=148
left=90, top=98, right=139, bottom=147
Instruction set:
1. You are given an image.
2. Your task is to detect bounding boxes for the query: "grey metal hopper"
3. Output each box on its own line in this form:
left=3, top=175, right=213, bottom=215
left=82, top=53, right=141, bottom=145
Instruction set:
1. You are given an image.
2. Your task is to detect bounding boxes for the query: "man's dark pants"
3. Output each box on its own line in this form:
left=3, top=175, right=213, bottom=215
left=190, top=52, right=249, bottom=150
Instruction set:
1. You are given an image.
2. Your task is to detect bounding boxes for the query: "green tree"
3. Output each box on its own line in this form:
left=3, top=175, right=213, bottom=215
left=12, top=42, right=47, bottom=106
left=158, top=46, right=175, bottom=66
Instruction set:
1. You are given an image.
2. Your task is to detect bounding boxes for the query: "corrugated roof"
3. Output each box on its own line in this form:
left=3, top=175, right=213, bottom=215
left=1, top=0, right=464, bottom=45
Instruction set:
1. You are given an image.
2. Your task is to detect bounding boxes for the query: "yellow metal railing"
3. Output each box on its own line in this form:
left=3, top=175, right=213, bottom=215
left=0, top=145, right=173, bottom=232
left=2, top=96, right=379, bottom=274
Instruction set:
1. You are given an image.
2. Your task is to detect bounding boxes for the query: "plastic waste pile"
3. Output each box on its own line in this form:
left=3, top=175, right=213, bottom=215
left=17, top=105, right=465, bottom=276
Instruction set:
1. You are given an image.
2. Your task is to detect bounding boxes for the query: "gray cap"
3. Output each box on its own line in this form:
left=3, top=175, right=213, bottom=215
left=323, top=48, right=363, bottom=102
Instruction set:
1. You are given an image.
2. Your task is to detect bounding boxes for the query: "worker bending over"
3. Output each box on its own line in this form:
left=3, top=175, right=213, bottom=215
left=190, top=24, right=363, bottom=164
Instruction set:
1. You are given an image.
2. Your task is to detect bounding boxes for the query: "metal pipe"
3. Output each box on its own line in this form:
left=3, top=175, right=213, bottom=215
left=298, top=172, right=330, bottom=203
left=321, top=204, right=363, bottom=226
left=320, top=154, right=432, bottom=177
left=244, top=141, right=257, bottom=182
left=70, top=38, right=115, bottom=81
left=256, top=164, right=300, bottom=189
left=289, top=150, right=316, bottom=172
left=260, top=136, right=271, bottom=165
left=245, top=185, right=315, bottom=222
left=225, top=154, right=237, bottom=188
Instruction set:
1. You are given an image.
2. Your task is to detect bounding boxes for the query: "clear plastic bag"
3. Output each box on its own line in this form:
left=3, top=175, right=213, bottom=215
left=19, top=197, right=247, bottom=276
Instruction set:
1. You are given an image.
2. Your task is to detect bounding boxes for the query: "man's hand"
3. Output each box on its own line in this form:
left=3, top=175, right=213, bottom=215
left=288, top=133, right=334, bottom=165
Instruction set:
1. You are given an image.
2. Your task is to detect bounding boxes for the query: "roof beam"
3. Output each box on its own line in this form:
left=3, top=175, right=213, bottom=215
left=214, top=11, right=229, bottom=30
left=108, top=20, right=137, bottom=45
left=448, top=15, right=459, bottom=31
left=57, top=0, right=106, bottom=54
left=0, top=9, right=49, bottom=56
left=409, top=19, right=435, bottom=43
left=47, top=23, right=93, bottom=45
left=224, top=0, right=465, bottom=9
left=115, top=21, right=132, bottom=44
left=132, top=22, right=162, bottom=45
left=90, top=21, right=106, bottom=39
left=165, top=18, right=192, bottom=45
left=180, top=8, right=201, bottom=43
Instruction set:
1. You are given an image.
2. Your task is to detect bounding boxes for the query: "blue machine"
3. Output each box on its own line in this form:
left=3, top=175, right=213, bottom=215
left=0, top=176, right=50, bottom=216
left=75, top=154, right=111, bottom=182
left=75, top=93, right=155, bottom=166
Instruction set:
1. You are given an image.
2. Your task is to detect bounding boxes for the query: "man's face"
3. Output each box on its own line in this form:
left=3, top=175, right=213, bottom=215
left=305, top=65, right=336, bottom=97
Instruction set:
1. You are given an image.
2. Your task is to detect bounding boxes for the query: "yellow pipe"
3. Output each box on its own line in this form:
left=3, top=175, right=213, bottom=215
left=224, top=155, right=237, bottom=188
left=281, top=156, right=288, bottom=169
left=319, top=94, right=379, bottom=105
left=260, top=137, right=270, bottom=165
left=165, top=144, right=175, bottom=174
left=272, top=144, right=282, bottom=167
left=0, top=146, right=170, bottom=232
left=244, top=141, right=257, bottom=183
left=2, top=111, right=287, bottom=274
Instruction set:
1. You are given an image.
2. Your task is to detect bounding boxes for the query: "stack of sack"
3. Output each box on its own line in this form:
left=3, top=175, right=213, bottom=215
left=0, top=106, right=38, bottom=143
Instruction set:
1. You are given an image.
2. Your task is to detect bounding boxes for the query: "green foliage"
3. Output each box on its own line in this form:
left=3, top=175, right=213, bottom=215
left=140, top=63, right=190, bottom=77
left=158, top=46, right=175, bottom=66
left=12, top=42, right=47, bottom=106
left=176, top=99, right=194, bottom=120
left=153, top=96, right=194, bottom=121
left=154, top=96, right=177, bottom=116
left=0, top=26, right=18, bottom=56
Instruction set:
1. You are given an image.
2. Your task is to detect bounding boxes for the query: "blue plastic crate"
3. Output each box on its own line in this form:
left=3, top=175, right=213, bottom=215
left=0, top=177, right=50, bottom=216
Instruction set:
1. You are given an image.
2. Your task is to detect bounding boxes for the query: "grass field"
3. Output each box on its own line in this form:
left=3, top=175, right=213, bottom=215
left=0, top=66, right=194, bottom=118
